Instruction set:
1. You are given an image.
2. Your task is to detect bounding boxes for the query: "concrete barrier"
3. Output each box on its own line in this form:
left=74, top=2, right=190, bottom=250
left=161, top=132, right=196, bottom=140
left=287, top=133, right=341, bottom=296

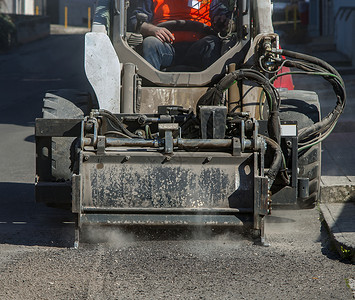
left=9, top=14, right=50, bottom=45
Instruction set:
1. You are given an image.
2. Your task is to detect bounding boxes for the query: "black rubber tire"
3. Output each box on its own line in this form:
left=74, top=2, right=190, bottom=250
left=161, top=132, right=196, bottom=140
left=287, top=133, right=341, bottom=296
left=279, top=90, right=321, bottom=209
left=42, top=89, right=92, bottom=181
left=43, top=89, right=92, bottom=119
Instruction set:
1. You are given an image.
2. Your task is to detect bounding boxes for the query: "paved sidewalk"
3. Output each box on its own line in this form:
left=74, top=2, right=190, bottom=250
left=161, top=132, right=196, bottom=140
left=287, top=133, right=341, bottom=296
left=320, top=203, right=355, bottom=261
left=316, top=43, right=355, bottom=260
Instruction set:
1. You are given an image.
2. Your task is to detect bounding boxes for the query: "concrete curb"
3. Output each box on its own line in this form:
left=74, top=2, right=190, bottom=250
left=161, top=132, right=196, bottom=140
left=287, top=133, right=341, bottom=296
left=319, top=203, right=355, bottom=262
left=15, top=16, right=50, bottom=44
left=50, top=24, right=90, bottom=35
left=320, top=177, right=355, bottom=204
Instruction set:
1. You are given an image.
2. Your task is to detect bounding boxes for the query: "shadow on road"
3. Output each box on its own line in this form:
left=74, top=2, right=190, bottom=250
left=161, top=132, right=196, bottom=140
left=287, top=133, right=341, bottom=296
left=0, top=34, right=92, bottom=128
left=265, top=215, right=296, bottom=224
left=319, top=222, right=354, bottom=264
left=24, top=134, right=35, bottom=143
left=0, top=182, right=75, bottom=248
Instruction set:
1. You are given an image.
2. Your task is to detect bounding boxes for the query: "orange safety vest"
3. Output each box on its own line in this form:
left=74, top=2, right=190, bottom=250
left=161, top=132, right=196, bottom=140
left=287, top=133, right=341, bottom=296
left=152, top=0, right=211, bottom=42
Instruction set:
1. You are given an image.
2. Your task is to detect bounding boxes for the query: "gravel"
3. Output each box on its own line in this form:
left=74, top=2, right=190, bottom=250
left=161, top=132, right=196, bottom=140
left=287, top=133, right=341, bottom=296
left=0, top=209, right=353, bottom=299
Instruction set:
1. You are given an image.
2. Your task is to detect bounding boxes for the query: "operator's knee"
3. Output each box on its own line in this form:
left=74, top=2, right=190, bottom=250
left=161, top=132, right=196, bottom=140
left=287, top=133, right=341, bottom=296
left=184, top=35, right=221, bottom=69
left=202, top=35, right=221, bottom=53
left=142, top=37, right=174, bottom=70
left=142, top=36, right=161, bottom=51
left=206, top=35, right=220, bottom=44
left=202, top=35, right=221, bottom=66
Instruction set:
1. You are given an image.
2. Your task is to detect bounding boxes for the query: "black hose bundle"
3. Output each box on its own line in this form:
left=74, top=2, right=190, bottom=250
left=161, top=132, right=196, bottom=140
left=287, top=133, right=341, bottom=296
left=195, top=48, right=346, bottom=188
left=262, top=135, right=283, bottom=188
left=280, top=49, right=344, bottom=86
left=196, top=69, right=283, bottom=187
left=271, top=48, right=346, bottom=150
left=196, top=83, right=224, bottom=107
left=196, top=69, right=281, bottom=144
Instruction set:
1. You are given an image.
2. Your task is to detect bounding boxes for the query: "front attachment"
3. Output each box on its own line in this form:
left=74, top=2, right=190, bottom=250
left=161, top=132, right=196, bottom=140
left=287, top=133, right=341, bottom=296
left=71, top=108, right=269, bottom=247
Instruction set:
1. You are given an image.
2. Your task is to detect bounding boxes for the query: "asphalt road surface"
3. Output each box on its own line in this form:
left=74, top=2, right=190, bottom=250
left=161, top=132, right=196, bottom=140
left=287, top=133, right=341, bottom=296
left=0, top=33, right=353, bottom=299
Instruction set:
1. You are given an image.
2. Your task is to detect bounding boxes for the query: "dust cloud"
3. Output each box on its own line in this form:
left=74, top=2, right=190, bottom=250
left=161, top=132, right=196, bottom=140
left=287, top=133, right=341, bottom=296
left=83, top=226, right=135, bottom=248
left=265, top=210, right=298, bottom=235
left=183, top=225, right=246, bottom=258
left=81, top=223, right=245, bottom=251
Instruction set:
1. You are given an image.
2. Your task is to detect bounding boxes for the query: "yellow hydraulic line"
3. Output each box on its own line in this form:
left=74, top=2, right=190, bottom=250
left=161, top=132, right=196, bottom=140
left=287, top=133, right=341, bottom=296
left=88, top=7, right=91, bottom=30
left=64, top=6, right=68, bottom=28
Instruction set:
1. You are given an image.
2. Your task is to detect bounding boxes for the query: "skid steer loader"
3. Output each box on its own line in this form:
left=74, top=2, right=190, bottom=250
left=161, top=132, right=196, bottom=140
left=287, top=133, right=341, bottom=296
left=35, top=0, right=346, bottom=248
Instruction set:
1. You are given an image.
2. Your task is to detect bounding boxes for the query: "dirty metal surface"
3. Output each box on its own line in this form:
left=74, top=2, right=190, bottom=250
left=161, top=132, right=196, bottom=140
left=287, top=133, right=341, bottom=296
left=139, top=87, right=208, bottom=114
left=81, top=151, right=255, bottom=210
left=79, top=213, right=247, bottom=226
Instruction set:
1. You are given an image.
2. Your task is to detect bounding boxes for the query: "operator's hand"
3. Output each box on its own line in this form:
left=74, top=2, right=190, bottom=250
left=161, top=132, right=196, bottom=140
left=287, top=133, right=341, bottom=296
left=140, top=23, right=175, bottom=43
left=212, top=15, right=230, bottom=33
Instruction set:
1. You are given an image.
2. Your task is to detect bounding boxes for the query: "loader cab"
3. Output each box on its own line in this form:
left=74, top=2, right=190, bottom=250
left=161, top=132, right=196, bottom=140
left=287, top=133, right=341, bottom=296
left=109, top=0, right=254, bottom=86
left=88, top=0, right=275, bottom=114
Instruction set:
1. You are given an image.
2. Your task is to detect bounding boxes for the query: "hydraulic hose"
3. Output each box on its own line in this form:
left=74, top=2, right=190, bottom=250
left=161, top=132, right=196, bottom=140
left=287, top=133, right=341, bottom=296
left=270, top=48, right=346, bottom=146
left=261, top=135, right=283, bottom=188
left=98, top=109, right=140, bottom=138
left=196, top=69, right=281, bottom=144
left=276, top=48, right=344, bottom=86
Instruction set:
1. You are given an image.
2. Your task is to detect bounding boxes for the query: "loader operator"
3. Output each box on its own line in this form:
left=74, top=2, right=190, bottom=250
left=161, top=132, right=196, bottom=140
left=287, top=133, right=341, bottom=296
left=130, top=0, right=231, bottom=70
